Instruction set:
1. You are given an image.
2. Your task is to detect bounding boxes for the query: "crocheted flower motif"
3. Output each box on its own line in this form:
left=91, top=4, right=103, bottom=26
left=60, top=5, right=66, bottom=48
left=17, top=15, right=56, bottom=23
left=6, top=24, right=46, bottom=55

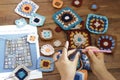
left=97, top=35, right=115, bottom=51
left=40, top=28, right=53, bottom=40
left=72, top=0, right=83, bottom=7
left=86, top=14, right=108, bottom=34
left=73, top=33, right=86, bottom=47
left=15, top=0, right=39, bottom=18
left=29, top=13, right=46, bottom=26
left=41, top=44, right=55, bottom=56
left=37, top=56, right=54, bottom=72
left=53, top=7, right=82, bottom=30
left=27, top=34, right=38, bottom=43
left=66, top=30, right=91, bottom=49
left=12, top=65, right=30, bottom=80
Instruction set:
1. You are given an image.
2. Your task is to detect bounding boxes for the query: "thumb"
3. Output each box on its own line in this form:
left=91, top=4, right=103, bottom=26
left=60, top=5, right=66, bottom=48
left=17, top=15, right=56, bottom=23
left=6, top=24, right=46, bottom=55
left=73, top=52, right=80, bottom=65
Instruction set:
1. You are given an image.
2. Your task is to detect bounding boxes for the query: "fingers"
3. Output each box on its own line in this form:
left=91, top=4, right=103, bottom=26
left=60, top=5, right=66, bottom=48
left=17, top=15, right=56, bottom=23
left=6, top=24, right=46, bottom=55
left=73, top=52, right=80, bottom=65
left=53, top=52, right=61, bottom=61
left=61, top=41, right=69, bottom=60
left=68, top=49, right=76, bottom=56
left=88, top=50, right=97, bottom=62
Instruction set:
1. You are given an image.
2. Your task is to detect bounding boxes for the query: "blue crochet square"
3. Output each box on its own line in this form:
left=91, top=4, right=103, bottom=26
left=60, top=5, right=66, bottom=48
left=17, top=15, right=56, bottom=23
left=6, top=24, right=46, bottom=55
left=15, top=18, right=27, bottom=28
left=53, top=7, right=82, bottom=30
left=29, top=13, right=46, bottom=27
left=86, top=14, right=108, bottom=34
left=37, top=56, right=54, bottom=72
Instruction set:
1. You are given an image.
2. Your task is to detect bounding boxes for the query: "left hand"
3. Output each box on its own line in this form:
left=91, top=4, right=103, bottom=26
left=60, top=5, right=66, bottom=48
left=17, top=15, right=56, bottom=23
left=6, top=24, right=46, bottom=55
left=53, top=41, right=80, bottom=80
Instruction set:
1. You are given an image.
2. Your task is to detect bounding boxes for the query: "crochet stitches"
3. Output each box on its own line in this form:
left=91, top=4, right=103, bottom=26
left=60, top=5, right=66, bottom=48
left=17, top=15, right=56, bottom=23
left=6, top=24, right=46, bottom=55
left=37, top=56, right=54, bottom=72
left=53, top=7, right=82, bottom=30
left=15, top=0, right=39, bottom=18
left=86, top=14, right=108, bottom=34
left=66, top=29, right=91, bottom=49
left=97, top=35, right=116, bottom=52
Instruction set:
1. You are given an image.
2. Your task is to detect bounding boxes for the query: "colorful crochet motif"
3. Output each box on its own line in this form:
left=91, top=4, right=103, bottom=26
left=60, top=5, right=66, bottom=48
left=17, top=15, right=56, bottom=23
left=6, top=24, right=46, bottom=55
left=72, top=0, right=83, bottom=7
left=12, top=65, right=30, bottom=80
left=15, top=18, right=27, bottom=28
left=27, top=34, right=38, bottom=43
left=53, top=40, right=62, bottom=47
left=40, top=28, right=53, bottom=40
left=89, top=3, right=99, bottom=11
left=53, top=7, right=82, bottom=30
left=41, top=44, right=55, bottom=56
left=86, top=14, right=108, bottom=34
left=15, top=0, right=39, bottom=18
left=37, top=56, right=54, bottom=72
left=97, top=35, right=115, bottom=52
left=52, top=0, right=63, bottom=9
left=66, top=30, right=91, bottom=49
left=29, top=13, right=46, bottom=27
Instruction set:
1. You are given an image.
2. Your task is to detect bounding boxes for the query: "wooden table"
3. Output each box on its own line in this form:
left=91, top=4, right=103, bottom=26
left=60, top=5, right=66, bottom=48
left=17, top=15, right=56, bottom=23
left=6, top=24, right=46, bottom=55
left=0, top=0, right=120, bottom=80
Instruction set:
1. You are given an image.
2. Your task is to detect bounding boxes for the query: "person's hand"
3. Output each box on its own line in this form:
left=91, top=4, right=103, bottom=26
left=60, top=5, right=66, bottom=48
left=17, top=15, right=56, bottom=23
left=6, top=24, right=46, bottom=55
left=53, top=41, right=80, bottom=80
left=83, top=46, right=116, bottom=80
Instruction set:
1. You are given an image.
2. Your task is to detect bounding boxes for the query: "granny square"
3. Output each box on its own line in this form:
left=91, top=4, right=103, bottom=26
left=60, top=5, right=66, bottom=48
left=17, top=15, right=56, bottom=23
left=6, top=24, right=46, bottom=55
left=65, top=29, right=91, bottom=49
left=96, top=35, right=116, bottom=52
left=15, top=18, right=27, bottom=28
left=15, top=0, right=39, bottom=18
left=29, top=13, right=46, bottom=26
left=39, top=28, right=53, bottom=40
left=53, top=7, right=82, bottom=30
left=37, top=56, right=54, bottom=72
left=72, top=0, right=83, bottom=7
left=86, top=14, right=108, bottom=34
left=11, top=65, right=30, bottom=80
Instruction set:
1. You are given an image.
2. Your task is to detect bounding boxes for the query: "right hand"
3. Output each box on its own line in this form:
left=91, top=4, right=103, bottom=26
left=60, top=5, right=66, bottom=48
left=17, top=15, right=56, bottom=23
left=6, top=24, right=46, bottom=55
left=83, top=46, right=107, bottom=76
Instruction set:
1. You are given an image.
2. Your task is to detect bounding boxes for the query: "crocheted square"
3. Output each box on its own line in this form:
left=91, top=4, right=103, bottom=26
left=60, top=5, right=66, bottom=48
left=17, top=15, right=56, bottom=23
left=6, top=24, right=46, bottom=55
left=27, top=34, right=38, bottom=43
left=15, top=18, right=27, bottom=28
left=39, top=28, right=53, bottom=40
left=66, top=29, right=91, bottom=49
left=96, top=35, right=116, bottom=52
left=11, top=65, right=30, bottom=80
left=15, top=0, right=39, bottom=18
left=37, top=56, right=54, bottom=72
left=86, top=14, right=108, bottom=34
left=72, top=0, right=83, bottom=7
left=29, top=13, right=46, bottom=26
left=53, top=7, right=82, bottom=30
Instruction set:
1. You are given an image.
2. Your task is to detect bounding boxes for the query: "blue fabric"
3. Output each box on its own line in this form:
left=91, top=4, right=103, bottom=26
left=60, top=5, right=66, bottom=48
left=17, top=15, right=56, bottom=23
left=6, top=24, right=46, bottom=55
left=0, top=34, right=37, bottom=73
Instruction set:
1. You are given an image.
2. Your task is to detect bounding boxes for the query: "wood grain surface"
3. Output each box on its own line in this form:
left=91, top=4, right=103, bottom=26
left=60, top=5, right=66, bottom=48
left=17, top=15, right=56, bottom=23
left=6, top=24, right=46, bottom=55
left=0, top=0, right=120, bottom=80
